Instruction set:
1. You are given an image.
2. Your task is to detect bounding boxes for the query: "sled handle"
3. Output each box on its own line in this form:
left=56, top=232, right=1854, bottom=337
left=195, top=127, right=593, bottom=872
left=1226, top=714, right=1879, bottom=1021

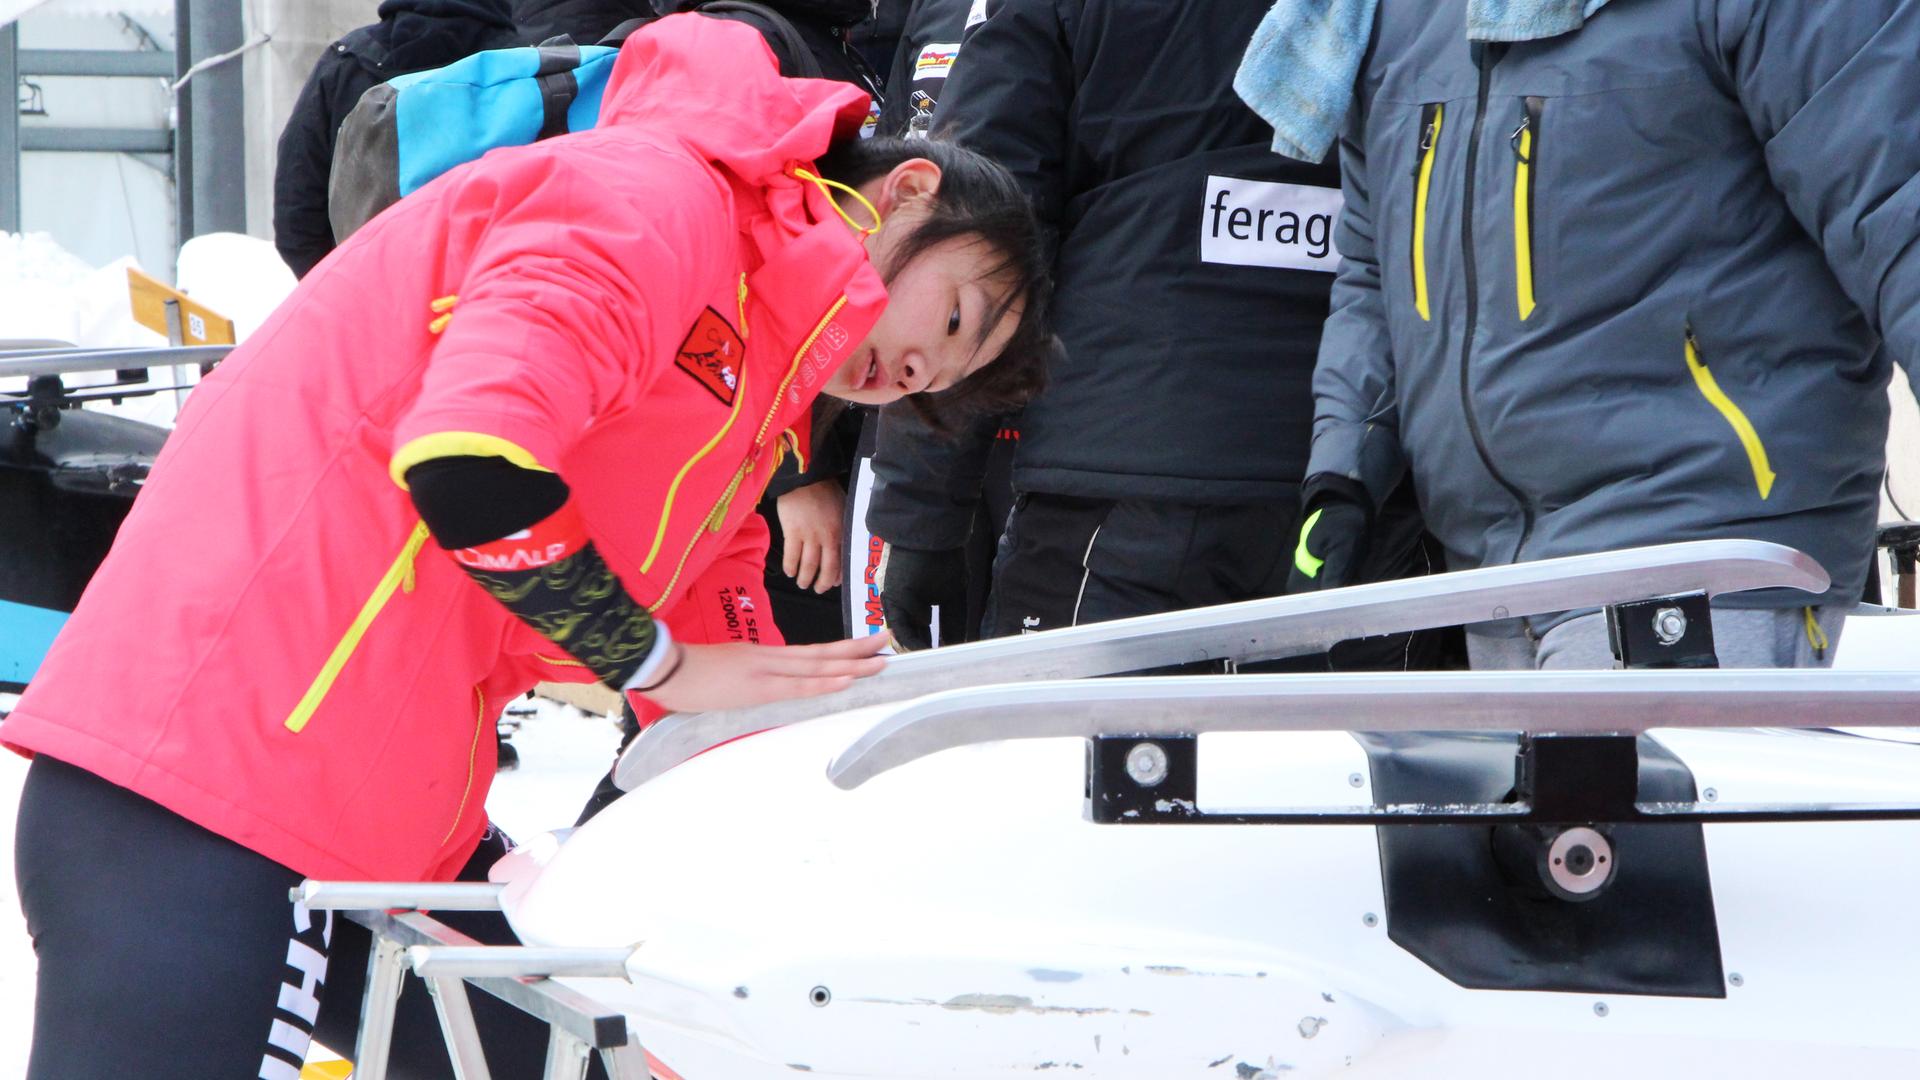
left=825, top=668, right=1920, bottom=788
left=617, top=539, right=1829, bottom=789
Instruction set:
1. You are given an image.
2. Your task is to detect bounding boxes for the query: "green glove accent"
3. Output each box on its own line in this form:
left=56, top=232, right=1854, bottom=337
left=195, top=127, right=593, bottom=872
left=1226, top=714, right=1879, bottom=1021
left=1294, top=508, right=1326, bottom=579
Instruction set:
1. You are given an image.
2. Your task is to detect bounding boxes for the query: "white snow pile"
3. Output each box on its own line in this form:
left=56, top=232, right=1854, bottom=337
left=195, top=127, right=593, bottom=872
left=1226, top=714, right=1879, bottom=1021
left=0, top=230, right=164, bottom=350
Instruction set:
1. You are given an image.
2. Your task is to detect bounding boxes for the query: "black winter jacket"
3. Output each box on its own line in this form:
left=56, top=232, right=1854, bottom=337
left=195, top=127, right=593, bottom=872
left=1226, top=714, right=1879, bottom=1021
left=877, top=0, right=1343, bottom=519
left=877, top=0, right=970, bottom=138
left=511, top=0, right=649, bottom=43
left=273, top=0, right=518, bottom=278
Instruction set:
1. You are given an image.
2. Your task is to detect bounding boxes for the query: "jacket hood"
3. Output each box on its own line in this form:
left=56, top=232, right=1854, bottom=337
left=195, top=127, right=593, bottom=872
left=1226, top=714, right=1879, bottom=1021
left=597, top=13, right=871, bottom=186
left=377, top=0, right=516, bottom=27
left=374, top=0, right=518, bottom=72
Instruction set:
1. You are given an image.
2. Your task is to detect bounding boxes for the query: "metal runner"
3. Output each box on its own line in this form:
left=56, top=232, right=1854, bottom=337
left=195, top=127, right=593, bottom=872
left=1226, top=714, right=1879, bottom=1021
left=618, top=539, right=1829, bottom=788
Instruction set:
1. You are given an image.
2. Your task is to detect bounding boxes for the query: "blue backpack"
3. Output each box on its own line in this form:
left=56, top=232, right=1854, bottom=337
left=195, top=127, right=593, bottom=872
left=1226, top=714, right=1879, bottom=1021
left=327, top=5, right=825, bottom=239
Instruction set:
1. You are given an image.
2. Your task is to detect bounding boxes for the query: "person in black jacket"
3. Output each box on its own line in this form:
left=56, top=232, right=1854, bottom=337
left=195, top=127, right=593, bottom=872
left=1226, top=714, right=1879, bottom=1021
left=511, top=0, right=649, bottom=42
left=870, top=0, right=1450, bottom=666
left=272, top=0, right=519, bottom=279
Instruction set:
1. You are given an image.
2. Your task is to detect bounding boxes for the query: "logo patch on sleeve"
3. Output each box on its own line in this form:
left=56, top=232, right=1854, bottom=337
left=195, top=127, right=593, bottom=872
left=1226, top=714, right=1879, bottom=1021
left=675, top=307, right=745, bottom=405
left=914, top=43, right=960, bottom=79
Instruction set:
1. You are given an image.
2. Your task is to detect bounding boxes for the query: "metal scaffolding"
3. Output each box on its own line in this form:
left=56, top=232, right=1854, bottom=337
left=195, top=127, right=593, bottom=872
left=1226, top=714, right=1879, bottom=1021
left=2, top=0, right=246, bottom=242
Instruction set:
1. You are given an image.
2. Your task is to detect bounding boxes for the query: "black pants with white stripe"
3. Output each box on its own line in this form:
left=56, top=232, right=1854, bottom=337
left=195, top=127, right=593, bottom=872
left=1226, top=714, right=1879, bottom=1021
left=15, top=755, right=572, bottom=1079
left=981, top=492, right=1461, bottom=672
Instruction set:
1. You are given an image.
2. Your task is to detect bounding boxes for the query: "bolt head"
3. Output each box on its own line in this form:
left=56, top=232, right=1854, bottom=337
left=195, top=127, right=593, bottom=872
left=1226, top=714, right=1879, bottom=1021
left=1728, top=973, right=1744, bottom=988
left=1653, top=607, right=1688, bottom=646
left=1594, top=1002, right=1610, bottom=1017
left=1125, top=742, right=1170, bottom=787
left=1347, top=772, right=1365, bottom=788
left=1362, top=913, right=1379, bottom=928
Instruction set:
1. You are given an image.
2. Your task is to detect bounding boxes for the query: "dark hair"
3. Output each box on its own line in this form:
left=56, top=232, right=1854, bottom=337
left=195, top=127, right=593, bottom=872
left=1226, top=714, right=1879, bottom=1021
left=815, top=135, right=1053, bottom=432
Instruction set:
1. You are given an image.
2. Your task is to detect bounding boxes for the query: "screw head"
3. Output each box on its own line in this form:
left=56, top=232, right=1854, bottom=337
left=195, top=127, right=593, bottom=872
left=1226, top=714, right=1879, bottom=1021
left=1728, top=972, right=1744, bottom=988
left=1125, top=742, right=1170, bottom=787
left=1362, top=913, right=1379, bottom=928
left=1347, top=772, right=1365, bottom=788
left=1593, top=1002, right=1610, bottom=1018
left=1653, top=607, right=1688, bottom=645
left=809, top=986, right=832, bottom=1007
left=1703, top=787, right=1719, bottom=803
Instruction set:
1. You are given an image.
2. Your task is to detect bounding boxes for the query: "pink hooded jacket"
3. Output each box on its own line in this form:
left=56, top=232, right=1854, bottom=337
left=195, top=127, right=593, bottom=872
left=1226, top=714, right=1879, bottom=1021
left=2, top=15, right=887, bottom=881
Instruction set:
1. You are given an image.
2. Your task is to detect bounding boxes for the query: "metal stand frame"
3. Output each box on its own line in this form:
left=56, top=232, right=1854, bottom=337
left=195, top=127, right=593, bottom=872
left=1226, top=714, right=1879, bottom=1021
left=293, top=883, right=649, bottom=1080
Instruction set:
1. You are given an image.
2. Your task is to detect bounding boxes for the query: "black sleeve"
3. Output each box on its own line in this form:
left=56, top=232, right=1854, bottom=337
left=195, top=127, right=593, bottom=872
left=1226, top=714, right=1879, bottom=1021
left=865, top=402, right=997, bottom=551
left=407, top=456, right=664, bottom=689
left=406, top=456, right=569, bottom=548
left=929, top=0, right=1073, bottom=227
left=273, top=56, right=370, bottom=278
left=876, top=0, right=925, bottom=137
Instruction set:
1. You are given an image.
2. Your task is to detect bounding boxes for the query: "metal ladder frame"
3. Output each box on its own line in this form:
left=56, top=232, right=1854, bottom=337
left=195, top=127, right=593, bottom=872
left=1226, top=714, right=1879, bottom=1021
left=293, top=882, right=650, bottom=1080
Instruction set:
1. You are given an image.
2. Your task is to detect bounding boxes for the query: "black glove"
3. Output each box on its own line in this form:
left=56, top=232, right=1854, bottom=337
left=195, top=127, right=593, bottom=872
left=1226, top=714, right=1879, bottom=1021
left=1287, top=474, right=1374, bottom=593
left=876, top=542, right=969, bottom=651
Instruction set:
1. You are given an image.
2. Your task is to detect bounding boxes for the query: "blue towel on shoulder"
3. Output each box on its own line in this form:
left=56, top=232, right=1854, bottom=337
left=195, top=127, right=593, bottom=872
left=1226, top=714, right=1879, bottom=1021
left=1233, top=0, right=1613, bottom=163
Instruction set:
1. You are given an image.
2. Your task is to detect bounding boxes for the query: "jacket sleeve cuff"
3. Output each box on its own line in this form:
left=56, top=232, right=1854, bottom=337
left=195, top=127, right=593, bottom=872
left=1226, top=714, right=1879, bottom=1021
left=388, top=426, right=558, bottom=490
left=1306, top=422, right=1406, bottom=512
left=618, top=623, right=677, bottom=696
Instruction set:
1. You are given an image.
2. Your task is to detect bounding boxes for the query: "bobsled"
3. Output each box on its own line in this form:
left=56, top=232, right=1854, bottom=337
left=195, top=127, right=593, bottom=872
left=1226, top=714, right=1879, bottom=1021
left=302, top=540, right=1920, bottom=1079
left=0, top=344, right=209, bottom=688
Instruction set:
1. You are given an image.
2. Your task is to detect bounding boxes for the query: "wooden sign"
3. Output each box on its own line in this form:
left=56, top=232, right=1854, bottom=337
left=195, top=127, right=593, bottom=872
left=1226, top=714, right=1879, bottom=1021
left=127, top=267, right=236, bottom=346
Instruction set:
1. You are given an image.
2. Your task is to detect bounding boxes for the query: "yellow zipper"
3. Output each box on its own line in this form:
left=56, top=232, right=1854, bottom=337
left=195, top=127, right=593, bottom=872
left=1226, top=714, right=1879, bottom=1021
left=1512, top=97, right=1542, bottom=321
left=284, top=521, right=433, bottom=733
left=648, top=296, right=850, bottom=614
left=1685, top=328, right=1776, bottom=500
left=440, top=686, right=487, bottom=845
left=639, top=362, right=750, bottom=574
left=1413, top=103, right=1444, bottom=322
left=536, top=653, right=589, bottom=669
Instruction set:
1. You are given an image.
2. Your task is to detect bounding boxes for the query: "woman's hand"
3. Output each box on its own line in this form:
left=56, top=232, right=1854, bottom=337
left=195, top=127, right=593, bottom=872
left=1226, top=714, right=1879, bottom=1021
left=776, top=479, right=846, bottom=593
left=637, top=633, right=889, bottom=714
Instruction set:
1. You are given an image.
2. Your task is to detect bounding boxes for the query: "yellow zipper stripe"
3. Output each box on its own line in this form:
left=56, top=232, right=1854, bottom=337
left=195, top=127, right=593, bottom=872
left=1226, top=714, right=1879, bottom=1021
left=440, top=687, right=487, bottom=846
left=1685, top=333, right=1776, bottom=500
left=285, top=521, right=433, bottom=733
left=648, top=297, right=850, bottom=614
left=1413, top=105, right=1443, bottom=322
left=756, top=297, right=847, bottom=447
left=1514, top=125, right=1536, bottom=322
left=536, top=653, right=589, bottom=668
left=639, top=364, right=750, bottom=573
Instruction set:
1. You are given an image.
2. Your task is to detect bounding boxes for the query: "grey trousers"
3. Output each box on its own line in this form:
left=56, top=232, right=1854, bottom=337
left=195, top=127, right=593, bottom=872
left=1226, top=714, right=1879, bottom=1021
left=1466, top=605, right=1846, bottom=670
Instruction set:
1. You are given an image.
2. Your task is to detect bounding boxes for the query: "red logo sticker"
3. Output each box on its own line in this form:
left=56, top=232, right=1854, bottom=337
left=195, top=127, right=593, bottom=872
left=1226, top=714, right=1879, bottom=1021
left=675, top=307, right=744, bottom=406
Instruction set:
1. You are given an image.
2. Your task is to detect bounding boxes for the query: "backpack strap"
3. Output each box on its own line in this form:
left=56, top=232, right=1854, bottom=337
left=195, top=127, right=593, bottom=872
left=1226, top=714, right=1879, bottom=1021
left=695, top=0, right=825, bottom=80
left=533, top=43, right=584, bottom=140
left=598, top=18, right=656, bottom=46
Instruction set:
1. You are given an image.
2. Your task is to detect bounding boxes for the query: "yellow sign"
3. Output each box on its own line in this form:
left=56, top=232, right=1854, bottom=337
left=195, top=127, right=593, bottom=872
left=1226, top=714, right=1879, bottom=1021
left=127, top=267, right=236, bottom=346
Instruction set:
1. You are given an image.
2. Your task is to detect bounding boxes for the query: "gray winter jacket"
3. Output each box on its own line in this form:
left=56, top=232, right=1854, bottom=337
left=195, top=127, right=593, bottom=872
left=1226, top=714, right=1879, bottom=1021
left=1312, top=0, right=1920, bottom=608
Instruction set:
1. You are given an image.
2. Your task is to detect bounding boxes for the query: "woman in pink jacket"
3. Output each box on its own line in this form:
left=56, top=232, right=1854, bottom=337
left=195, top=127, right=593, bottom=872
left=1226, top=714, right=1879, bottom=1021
left=4, top=14, right=1046, bottom=1078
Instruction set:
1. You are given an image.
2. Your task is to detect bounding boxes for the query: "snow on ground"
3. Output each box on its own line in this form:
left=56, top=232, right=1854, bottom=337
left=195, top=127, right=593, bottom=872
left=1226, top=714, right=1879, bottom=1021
left=0, top=695, right=620, bottom=1078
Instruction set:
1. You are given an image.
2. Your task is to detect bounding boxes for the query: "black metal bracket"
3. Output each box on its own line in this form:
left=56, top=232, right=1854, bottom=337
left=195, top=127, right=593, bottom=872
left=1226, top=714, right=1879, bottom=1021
left=1607, top=592, right=1717, bottom=668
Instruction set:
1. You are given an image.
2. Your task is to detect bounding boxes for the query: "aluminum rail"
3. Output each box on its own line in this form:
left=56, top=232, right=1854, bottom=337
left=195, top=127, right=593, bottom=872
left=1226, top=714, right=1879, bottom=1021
left=826, top=669, right=1920, bottom=789
left=295, top=881, right=506, bottom=911
left=0, top=345, right=232, bottom=378
left=618, top=539, right=1828, bottom=789
left=407, top=945, right=636, bottom=980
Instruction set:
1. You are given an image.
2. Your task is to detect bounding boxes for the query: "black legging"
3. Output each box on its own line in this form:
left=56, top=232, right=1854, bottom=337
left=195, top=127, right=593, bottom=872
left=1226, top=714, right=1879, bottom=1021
left=14, top=755, right=586, bottom=1079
